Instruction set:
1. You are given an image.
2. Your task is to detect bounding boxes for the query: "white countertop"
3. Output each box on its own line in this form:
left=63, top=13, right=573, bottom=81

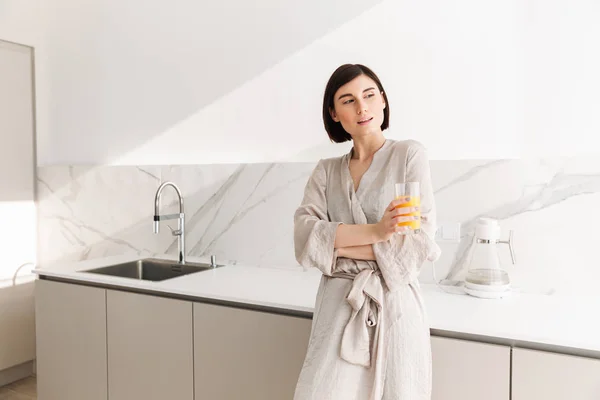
left=34, top=254, right=600, bottom=357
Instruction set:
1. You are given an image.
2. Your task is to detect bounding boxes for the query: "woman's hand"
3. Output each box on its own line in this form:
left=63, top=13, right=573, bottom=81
left=374, top=198, right=420, bottom=242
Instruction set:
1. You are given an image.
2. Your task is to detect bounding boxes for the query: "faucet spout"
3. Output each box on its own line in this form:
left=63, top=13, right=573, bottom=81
left=154, top=181, right=184, bottom=216
left=153, top=182, right=186, bottom=264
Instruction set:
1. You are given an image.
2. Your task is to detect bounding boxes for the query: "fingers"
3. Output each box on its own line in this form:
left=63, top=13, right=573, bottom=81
left=393, top=215, right=421, bottom=224
left=394, top=215, right=421, bottom=224
left=388, top=197, right=411, bottom=211
left=383, top=218, right=419, bottom=234
left=393, top=206, right=419, bottom=216
left=382, top=220, right=417, bottom=236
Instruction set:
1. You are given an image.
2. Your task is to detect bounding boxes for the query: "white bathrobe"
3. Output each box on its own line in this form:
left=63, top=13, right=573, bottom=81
left=293, top=139, right=441, bottom=400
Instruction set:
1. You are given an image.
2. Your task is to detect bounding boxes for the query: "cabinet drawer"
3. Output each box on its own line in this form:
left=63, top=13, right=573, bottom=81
left=512, top=347, right=600, bottom=400
left=432, top=336, right=510, bottom=400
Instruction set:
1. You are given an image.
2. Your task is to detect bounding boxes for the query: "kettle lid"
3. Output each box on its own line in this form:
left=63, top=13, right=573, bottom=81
left=475, top=217, right=501, bottom=241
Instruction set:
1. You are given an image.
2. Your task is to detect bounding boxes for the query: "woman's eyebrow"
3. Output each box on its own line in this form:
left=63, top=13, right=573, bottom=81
left=338, top=87, right=376, bottom=100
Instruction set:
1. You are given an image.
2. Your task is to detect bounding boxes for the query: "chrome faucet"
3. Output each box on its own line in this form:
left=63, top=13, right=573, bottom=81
left=153, top=181, right=186, bottom=264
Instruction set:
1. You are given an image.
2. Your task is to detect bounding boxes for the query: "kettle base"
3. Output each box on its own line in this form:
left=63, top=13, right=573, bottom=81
left=464, top=281, right=511, bottom=299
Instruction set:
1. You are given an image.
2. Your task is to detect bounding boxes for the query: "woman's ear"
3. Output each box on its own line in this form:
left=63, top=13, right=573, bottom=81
left=330, top=107, right=339, bottom=122
left=381, top=91, right=386, bottom=109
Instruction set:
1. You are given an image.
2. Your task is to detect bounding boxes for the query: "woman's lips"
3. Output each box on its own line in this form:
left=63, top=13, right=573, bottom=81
left=358, top=117, right=373, bottom=125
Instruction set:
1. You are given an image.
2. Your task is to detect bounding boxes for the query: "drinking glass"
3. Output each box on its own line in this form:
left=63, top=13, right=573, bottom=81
left=394, top=182, right=421, bottom=234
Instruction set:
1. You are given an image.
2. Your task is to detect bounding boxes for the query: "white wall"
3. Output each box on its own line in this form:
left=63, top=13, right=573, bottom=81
left=0, top=2, right=40, bottom=45
left=523, top=0, right=600, bottom=157
left=4, top=0, right=600, bottom=166
left=113, top=0, right=524, bottom=165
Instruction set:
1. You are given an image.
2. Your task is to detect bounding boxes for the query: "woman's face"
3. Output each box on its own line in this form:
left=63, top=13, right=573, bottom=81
left=330, top=74, right=386, bottom=139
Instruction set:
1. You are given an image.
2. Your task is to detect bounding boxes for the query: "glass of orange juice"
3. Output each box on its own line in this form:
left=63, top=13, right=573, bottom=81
left=394, top=182, right=421, bottom=235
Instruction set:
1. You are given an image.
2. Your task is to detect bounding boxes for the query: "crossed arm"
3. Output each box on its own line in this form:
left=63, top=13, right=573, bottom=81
left=334, top=224, right=379, bottom=261
left=337, top=244, right=376, bottom=261
left=333, top=200, right=417, bottom=261
left=294, top=146, right=436, bottom=280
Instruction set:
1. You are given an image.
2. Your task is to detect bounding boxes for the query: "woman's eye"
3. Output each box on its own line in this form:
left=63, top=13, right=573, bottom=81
left=343, top=99, right=354, bottom=105
left=365, top=93, right=375, bottom=99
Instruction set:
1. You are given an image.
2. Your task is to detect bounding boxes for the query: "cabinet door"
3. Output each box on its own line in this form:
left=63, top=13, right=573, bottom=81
left=194, top=303, right=312, bottom=400
left=431, top=336, right=510, bottom=400
left=35, top=280, right=107, bottom=400
left=107, top=290, right=193, bottom=400
left=512, top=347, right=600, bottom=400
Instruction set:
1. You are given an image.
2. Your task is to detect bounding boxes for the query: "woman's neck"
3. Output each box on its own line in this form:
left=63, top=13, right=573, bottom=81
left=351, top=134, right=386, bottom=161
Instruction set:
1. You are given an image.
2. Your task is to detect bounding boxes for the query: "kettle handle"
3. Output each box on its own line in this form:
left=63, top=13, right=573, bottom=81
left=498, top=230, right=516, bottom=265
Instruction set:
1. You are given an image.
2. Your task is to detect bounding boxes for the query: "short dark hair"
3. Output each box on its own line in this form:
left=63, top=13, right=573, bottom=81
left=322, top=64, right=390, bottom=143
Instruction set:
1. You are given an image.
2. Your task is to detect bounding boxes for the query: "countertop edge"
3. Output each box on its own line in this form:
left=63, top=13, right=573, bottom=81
left=430, top=328, right=600, bottom=360
left=35, top=271, right=315, bottom=319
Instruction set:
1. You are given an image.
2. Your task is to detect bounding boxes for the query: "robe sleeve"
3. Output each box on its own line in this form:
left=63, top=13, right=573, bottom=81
left=293, top=159, right=342, bottom=276
left=372, top=142, right=441, bottom=291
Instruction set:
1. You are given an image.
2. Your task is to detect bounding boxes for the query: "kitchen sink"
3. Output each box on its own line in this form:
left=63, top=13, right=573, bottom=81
left=82, top=258, right=218, bottom=282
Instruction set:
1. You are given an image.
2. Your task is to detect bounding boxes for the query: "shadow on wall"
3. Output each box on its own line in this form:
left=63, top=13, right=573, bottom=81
left=44, top=0, right=385, bottom=165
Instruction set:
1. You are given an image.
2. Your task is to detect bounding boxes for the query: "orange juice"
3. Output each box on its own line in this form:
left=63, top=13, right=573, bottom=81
left=395, top=196, right=421, bottom=231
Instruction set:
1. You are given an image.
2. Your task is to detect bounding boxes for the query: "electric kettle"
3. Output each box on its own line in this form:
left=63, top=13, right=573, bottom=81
left=464, top=218, right=516, bottom=299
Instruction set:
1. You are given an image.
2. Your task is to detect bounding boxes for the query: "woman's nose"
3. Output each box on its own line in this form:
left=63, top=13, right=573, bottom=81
left=356, top=100, right=368, bottom=114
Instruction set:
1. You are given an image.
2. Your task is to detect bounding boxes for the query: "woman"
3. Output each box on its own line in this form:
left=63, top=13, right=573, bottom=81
left=293, top=64, right=441, bottom=400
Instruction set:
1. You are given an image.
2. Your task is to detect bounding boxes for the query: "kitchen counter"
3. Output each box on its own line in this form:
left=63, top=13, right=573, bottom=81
left=34, top=254, right=600, bottom=359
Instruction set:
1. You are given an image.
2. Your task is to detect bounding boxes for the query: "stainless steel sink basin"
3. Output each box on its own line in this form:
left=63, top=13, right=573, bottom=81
left=82, top=258, right=218, bottom=282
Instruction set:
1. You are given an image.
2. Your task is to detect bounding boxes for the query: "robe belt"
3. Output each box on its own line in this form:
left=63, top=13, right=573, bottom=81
left=331, top=269, right=389, bottom=400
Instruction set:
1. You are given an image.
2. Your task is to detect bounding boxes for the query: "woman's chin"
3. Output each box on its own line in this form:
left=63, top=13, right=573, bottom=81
left=349, top=128, right=382, bottom=140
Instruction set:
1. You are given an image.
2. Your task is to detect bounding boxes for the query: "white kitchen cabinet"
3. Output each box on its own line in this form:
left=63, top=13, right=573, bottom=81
left=35, top=280, right=108, bottom=400
left=193, top=302, right=312, bottom=400
left=0, top=39, right=37, bottom=377
left=106, top=290, right=193, bottom=400
left=431, top=336, right=510, bottom=400
left=512, top=347, right=600, bottom=399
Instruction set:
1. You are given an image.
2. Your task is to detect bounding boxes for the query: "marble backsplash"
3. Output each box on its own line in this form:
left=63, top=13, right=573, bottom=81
left=37, top=156, right=600, bottom=296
